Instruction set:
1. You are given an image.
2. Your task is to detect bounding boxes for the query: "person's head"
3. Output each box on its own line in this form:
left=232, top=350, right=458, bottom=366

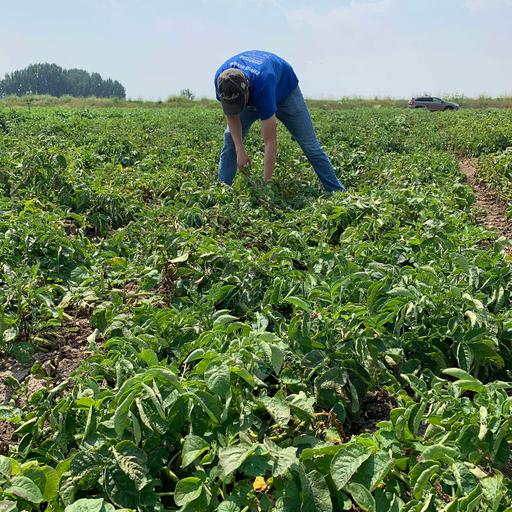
left=217, top=68, right=249, bottom=116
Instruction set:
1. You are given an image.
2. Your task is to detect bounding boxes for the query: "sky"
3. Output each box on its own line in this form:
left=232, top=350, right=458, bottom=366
left=1, top=0, right=512, bottom=100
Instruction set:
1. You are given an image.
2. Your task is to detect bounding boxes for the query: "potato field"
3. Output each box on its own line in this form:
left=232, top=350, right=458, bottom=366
left=1, top=106, right=512, bottom=511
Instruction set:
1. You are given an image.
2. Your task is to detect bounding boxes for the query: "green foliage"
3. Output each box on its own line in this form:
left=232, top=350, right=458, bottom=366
left=478, top=148, right=512, bottom=216
left=0, top=106, right=511, bottom=510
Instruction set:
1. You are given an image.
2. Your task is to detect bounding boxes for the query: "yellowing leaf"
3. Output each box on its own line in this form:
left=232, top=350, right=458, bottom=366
left=170, top=252, right=189, bottom=263
left=252, top=476, right=267, bottom=493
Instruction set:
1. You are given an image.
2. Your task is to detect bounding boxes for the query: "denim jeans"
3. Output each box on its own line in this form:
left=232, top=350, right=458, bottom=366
left=218, top=86, right=346, bottom=192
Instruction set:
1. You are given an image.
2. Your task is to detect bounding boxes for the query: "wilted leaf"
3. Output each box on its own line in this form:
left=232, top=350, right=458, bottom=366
left=112, top=440, right=149, bottom=490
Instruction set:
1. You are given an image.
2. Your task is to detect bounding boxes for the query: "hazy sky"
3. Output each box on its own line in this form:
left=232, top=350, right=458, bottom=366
left=1, top=0, right=511, bottom=99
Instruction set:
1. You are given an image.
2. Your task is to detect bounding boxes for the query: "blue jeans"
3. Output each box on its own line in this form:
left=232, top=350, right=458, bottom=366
left=218, top=86, right=346, bottom=192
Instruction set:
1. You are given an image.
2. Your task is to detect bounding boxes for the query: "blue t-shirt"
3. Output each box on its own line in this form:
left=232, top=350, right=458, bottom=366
left=215, top=50, right=299, bottom=120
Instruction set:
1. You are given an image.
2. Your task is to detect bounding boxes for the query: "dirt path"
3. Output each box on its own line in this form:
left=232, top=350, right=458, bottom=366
left=459, top=158, right=512, bottom=251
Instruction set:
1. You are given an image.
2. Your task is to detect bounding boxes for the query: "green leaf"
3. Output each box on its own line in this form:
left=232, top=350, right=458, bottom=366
left=345, top=483, right=375, bottom=512
left=230, top=367, right=260, bottom=388
left=388, top=495, right=403, bottom=512
left=130, top=411, right=142, bottom=445
left=421, top=444, right=460, bottom=462
left=5, top=476, right=43, bottom=504
left=174, top=477, right=203, bottom=507
left=480, top=473, right=506, bottom=509
left=454, top=380, right=486, bottom=394
left=0, top=502, right=17, bottom=512
left=273, top=446, right=298, bottom=477
left=113, top=389, right=137, bottom=436
left=8, top=342, right=34, bottom=365
left=191, top=390, right=222, bottom=424
left=299, top=468, right=332, bottom=512
left=442, top=368, right=478, bottom=381
left=147, top=367, right=182, bottom=390
left=103, top=466, right=143, bottom=508
left=270, top=344, right=284, bottom=375
left=213, top=314, right=238, bottom=327
left=112, top=440, right=149, bottom=490
left=331, top=441, right=374, bottom=490
left=352, top=451, right=393, bottom=491
left=218, top=445, right=254, bottom=478
left=217, top=502, right=240, bottom=512
left=204, top=363, right=231, bottom=397
left=452, top=462, right=479, bottom=496
left=182, top=434, right=209, bottom=467
left=458, top=483, right=483, bottom=511
left=64, top=498, right=105, bottom=512
left=287, top=391, right=315, bottom=419
left=52, top=153, right=67, bottom=168
left=0, top=456, right=12, bottom=477
left=260, top=396, right=290, bottom=427
left=24, top=465, right=60, bottom=501
left=240, top=454, right=270, bottom=477
left=139, top=348, right=159, bottom=366
left=300, top=444, right=341, bottom=461
left=284, top=296, right=312, bottom=312
left=455, top=343, right=474, bottom=372
left=411, top=463, right=440, bottom=499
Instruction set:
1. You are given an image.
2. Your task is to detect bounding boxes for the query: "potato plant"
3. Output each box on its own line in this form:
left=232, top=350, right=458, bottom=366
left=0, top=107, right=511, bottom=511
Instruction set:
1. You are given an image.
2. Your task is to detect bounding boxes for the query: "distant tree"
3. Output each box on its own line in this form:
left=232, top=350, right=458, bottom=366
left=0, top=63, right=126, bottom=98
left=110, top=80, right=126, bottom=98
left=180, top=88, right=195, bottom=101
left=65, top=68, right=92, bottom=96
left=0, top=63, right=67, bottom=96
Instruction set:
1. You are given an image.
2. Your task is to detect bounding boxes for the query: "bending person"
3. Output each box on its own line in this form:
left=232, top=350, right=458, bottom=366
left=214, top=50, right=345, bottom=192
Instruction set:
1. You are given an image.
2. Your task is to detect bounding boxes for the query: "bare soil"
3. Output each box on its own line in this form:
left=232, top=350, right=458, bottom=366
left=459, top=158, right=512, bottom=252
left=0, top=422, right=16, bottom=455
left=0, top=317, right=94, bottom=454
left=350, top=389, right=397, bottom=435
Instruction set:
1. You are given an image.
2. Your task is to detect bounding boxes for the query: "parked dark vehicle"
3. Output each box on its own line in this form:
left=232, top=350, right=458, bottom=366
left=408, top=97, right=460, bottom=112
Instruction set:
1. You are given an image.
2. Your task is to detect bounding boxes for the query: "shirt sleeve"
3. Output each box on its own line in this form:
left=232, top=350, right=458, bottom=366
left=252, top=75, right=277, bottom=120
left=214, top=72, right=220, bottom=101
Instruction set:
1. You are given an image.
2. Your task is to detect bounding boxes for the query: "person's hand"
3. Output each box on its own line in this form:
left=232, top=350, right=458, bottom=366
left=236, top=147, right=252, bottom=171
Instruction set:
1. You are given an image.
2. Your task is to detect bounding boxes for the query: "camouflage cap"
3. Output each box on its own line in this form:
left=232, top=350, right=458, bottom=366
left=217, top=68, right=248, bottom=116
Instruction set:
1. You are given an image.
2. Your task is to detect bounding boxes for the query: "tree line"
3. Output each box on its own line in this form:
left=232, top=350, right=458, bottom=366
left=0, top=63, right=126, bottom=98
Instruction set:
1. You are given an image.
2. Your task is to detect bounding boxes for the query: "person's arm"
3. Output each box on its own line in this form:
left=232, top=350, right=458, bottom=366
left=226, top=115, right=251, bottom=170
left=261, top=115, right=277, bottom=181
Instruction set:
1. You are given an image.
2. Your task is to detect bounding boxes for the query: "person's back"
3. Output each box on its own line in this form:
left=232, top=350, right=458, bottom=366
left=215, top=50, right=299, bottom=120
